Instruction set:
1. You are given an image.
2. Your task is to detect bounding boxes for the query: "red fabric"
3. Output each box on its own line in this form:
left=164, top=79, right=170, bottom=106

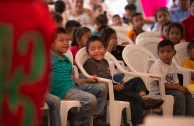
left=181, top=15, right=194, bottom=42
left=140, top=0, right=169, bottom=17
left=0, top=0, right=55, bottom=126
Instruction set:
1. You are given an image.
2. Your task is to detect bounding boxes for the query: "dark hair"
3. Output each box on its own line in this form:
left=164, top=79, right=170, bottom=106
left=112, top=14, right=120, bottom=19
left=53, top=12, right=63, bottom=23
left=86, top=36, right=105, bottom=53
left=125, top=3, right=136, bottom=11
left=75, top=27, right=91, bottom=39
left=190, top=0, right=194, bottom=6
left=161, top=21, right=171, bottom=32
left=158, top=40, right=175, bottom=51
left=93, top=4, right=102, bottom=12
left=94, top=14, right=108, bottom=25
left=98, top=25, right=108, bottom=33
left=168, top=22, right=184, bottom=39
left=65, top=20, right=81, bottom=33
left=71, top=29, right=78, bottom=46
left=187, top=40, right=194, bottom=50
left=131, top=12, right=142, bottom=21
left=55, top=27, right=68, bottom=39
left=55, top=0, right=66, bottom=14
left=99, top=27, right=116, bottom=48
left=155, top=7, right=170, bottom=22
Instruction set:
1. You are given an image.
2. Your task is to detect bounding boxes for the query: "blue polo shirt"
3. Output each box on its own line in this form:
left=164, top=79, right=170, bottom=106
left=50, top=50, right=75, bottom=99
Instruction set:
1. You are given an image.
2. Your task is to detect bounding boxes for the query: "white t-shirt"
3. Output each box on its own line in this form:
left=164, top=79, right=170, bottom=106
left=149, top=59, right=179, bottom=94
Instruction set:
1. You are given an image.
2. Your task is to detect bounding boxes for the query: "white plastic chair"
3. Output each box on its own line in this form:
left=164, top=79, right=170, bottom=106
left=75, top=47, right=157, bottom=125
left=41, top=103, right=50, bottom=126
left=111, top=26, right=131, bottom=35
left=116, top=32, right=134, bottom=45
left=173, top=42, right=193, bottom=88
left=141, top=116, right=194, bottom=126
left=122, top=44, right=174, bottom=116
left=136, top=37, right=162, bottom=59
left=60, top=50, right=93, bottom=126
left=136, top=32, right=161, bottom=44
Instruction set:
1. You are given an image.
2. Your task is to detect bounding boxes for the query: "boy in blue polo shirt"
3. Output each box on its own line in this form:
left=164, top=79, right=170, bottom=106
left=50, top=27, right=108, bottom=126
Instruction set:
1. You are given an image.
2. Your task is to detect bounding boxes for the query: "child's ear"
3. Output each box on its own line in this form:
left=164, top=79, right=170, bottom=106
left=187, top=49, right=191, bottom=55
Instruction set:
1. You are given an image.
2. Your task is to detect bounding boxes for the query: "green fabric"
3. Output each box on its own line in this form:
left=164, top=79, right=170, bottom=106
left=50, top=51, right=75, bottom=99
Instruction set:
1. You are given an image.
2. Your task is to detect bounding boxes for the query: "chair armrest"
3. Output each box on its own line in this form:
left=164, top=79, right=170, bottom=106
left=118, top=60, right=125, bottom=68
left=176, top=68, right=191, bottom=87
left=73, top=65, right=79, bottom=78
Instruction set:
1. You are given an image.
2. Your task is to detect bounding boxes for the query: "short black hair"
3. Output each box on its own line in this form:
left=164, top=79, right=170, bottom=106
left=65, top=20, right=81, bottom=33
left=125, top=3, right=136, bottom=11
left=168, top=22, right=184, bottom=39
left=55, top=27, right=68, bottom=40
left=86, top=36, right=105, bottom=53
left=55, top=0, right=66, bottom=14
left=93, top=4, right=102, bottom=12
left=112, top=14, right=120, bottom=19
left=190, top=0, right=194, bottom=6
left=75, top=27, right=91, bottom=39
left=94, top=14, right=108, bottom=25
left=53, top=12, right=63, bottom=23
left=99, top=27, right=116, bottom=48
left=131, top=12, right=142, bottom=21
left=155, top=7, right=170, bottom=22
left=161, top=21, right=171, bottom=32
left=98, top=25, right=108, bottom=34
left=187, top=40, right=194, bottom=50
left=158, top=40, right=175, bottom=51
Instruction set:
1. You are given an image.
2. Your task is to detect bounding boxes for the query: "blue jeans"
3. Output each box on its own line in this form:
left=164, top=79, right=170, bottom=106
left=63, top=83, right=108, bottom=126
left=45, top=93, right=62, bottom=126
left=166, top=89, right=194, bottom=116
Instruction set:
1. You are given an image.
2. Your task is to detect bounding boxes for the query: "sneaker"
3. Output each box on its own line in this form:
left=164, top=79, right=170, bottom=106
left=93, top=118, right=110, bottom=126
left=143, top=98, right=164, bottom=110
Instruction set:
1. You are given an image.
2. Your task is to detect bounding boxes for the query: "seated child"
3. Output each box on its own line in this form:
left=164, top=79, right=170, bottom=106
left=181, top=0, right=194, bottom=42
left=168, top=22, right=184, bottom=45
left=92, top=13, right=108, bottom=36
left=127, top=12, right=144, bottom=43
left=83, top=36, right=164, bottom=126
left=112, top=14, right=122, bottom=26
left=93, top=4, right=104, bottom=18
left=123, top=3, right=136, bottom=27
left=152, top=7, right=170, bottom=32
left=65, top=20, right=81, bottom=41
left=70, top=27, right=92, bottom=62
left=183, top=40, right=194, bottom=87
left=149, top=40, right=194, bottom=116
left=50, top=27, right=108, bottom=126
left=160, top=21, right=171, bottom=40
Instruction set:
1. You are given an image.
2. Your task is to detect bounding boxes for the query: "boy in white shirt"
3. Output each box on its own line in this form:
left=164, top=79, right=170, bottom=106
left=149, top=40, right=194, bottom=116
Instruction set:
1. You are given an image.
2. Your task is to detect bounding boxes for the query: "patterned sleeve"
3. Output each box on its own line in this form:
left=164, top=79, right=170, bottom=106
left=83, top=58, right=98, bottom=75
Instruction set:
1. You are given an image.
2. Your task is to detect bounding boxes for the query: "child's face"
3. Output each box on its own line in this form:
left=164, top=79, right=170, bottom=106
left=132, top=15, right=144, bottom=30
left=69, top=26, right=79, bottom=41
left=88, top=40, right=106, bottom=61
left=125, top=10, right=135, bottom=20
left=187, top=48, right=194, bottom=61
left=112, top=16, right=122, bottom=26
left=169, top=27, right=182, bottom=45
left=78, top=31, right=92, bottom=48
left=52, top=33, right=70, bottom=54
left=162, top=25, right=169, bottom=39
left=94, top=7, right=104, bottom=17
left=157, top=10, right=170, bottom=25
left=158, top=45, right=176, bottom=65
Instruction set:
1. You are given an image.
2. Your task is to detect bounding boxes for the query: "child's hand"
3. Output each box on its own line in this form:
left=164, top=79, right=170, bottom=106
left=113, top=84, right=124, bottom=92
left=177, top=85, right=188, bottom=93
left=87, top=77, right=101, bottom=83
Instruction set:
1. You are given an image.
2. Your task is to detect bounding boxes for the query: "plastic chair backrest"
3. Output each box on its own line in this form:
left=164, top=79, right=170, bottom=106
left=173, top=42, right=189, bottom=67
left=64, top=49, right=73, bottom=65
left=136, top=32, right=161, bottom=43
left=111, top=26, right=131, bottom=35
left=116, top=32, right=134, bottom=45
left=136, top=37, right=161, bottom=59
left=122, top=44, right=157, bottom=73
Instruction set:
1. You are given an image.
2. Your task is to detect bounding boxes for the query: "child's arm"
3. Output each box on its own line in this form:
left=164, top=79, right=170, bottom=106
left=70, top=74, right=102, bottom=83
left=165, top=83, right=188, bottom=93
left=106, top=39, right=118, bottom=53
